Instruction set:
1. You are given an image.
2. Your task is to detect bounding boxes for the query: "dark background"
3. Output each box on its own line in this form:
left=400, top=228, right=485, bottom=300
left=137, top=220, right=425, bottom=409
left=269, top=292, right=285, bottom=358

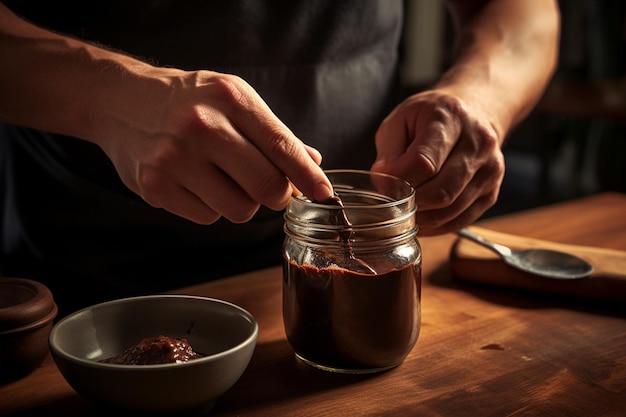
left=403, top=0, right=626, bottom=218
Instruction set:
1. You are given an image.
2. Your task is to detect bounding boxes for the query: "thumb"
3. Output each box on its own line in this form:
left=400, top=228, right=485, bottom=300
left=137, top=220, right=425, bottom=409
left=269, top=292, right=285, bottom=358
left=371, top=113, right=409, bottom=177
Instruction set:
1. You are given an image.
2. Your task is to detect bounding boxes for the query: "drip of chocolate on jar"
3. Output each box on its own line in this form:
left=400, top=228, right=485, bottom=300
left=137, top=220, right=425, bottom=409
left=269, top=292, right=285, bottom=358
left=320, top=193, right=357, bottom=257
left=318, top=193, right=378, bottom=274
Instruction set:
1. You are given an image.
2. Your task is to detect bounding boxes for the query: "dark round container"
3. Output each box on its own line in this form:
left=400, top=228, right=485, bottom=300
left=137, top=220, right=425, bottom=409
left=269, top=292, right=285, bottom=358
left=0, top=277, right=58, bottom=382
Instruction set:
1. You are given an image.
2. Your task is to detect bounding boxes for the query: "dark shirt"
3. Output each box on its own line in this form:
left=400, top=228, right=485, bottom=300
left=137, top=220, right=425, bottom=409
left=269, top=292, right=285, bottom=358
left=0, top=0, right=405, bottom=316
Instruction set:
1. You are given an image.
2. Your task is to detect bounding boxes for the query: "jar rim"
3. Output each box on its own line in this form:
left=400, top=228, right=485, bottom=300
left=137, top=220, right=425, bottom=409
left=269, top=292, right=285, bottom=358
left=293, top=169, right=416, bottom=209
left=283, top=223, right=418, bottom=249
left=284, top=208, right=416, bottom=230
left=284, top=170, right=418, bottom=244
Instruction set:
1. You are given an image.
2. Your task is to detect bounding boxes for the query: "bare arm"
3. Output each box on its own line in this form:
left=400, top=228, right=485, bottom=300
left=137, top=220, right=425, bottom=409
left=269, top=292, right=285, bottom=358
left=0, top=3, right=333, bottom=224
left=372, top=0, right=560, bottom=235
left=441, top=0, right=560, bottom=137
left=0, top=3, right=167, bottom=140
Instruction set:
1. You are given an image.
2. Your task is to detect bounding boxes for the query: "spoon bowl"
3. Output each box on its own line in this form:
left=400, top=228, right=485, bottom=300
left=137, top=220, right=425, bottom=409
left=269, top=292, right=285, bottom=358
left=458, top=228, right=593, bottom=280
left=343, top=253, right=378, bottom=275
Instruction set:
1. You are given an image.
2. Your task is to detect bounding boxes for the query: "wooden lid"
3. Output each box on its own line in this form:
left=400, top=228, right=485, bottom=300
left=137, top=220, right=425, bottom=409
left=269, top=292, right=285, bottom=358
left=0, top=278, right=56, bottom=332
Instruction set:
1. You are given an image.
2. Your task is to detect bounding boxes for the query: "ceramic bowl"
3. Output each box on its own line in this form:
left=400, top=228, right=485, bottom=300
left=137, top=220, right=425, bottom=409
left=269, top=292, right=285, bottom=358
left=49, top=295, right=258, bottom=415
left=0, top=277, right=58, bottom=382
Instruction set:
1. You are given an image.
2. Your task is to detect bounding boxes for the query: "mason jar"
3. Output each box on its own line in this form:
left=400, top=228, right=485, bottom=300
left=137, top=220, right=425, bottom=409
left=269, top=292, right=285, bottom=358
left=282, top=169, right=421, bottom=374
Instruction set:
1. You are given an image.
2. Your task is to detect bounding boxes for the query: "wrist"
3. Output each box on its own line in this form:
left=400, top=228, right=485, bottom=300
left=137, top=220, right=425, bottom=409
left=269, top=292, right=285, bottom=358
left=433, top=66, right=511, bottom=144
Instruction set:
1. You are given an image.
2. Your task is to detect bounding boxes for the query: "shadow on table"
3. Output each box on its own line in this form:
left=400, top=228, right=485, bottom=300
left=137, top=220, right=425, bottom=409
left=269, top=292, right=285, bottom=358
left=212, top=338, right=385, bottom=415
left=1, top=393, right=105, bottom=417
left=427, top=261, right=626, bottom=319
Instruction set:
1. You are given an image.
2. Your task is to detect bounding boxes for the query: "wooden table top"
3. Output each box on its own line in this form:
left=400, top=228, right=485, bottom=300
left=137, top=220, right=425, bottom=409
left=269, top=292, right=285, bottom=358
left=1, top=192, right=625, bottom=417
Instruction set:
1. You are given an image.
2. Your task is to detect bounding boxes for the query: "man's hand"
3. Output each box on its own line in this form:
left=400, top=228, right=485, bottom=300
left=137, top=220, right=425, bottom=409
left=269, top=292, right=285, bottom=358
left=371, top=89, right=504, bottom=235
left=100, top=70, right=333, bottom=224
left=372, top=0, right=559, bottom=236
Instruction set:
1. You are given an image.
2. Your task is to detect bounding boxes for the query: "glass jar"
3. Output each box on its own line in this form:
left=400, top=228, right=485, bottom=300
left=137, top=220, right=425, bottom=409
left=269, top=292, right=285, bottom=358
left=282, top=169, right=421, bottom=374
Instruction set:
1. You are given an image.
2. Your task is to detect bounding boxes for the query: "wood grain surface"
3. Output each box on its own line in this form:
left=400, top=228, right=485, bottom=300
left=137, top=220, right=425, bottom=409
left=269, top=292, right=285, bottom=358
left=450, top=225, right=626, bottom=301
left=1, top=192, right=625, bottom=417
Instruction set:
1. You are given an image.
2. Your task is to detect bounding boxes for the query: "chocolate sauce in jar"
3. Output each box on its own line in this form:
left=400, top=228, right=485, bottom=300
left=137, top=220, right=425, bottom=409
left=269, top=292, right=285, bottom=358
left=282, top=170, right=421, bottom=373
left=283, top=261, right=421, bottom=371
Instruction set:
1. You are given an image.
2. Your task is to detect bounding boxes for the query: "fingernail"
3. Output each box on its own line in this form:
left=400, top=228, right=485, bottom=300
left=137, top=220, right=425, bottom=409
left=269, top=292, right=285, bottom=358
left=371, top=158, right=386, bottom=172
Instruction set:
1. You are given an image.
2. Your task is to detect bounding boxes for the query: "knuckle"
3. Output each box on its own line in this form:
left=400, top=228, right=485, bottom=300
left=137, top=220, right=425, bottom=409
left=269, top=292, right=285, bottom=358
left=480, top=148, right=506, bottom=185
left=175, top=103, right=224, bottom=145
left=485, top=191, right=499, bottom=209
left=135, top=140, right=183, bottom=200
left=414, top=152, right=439, bottom=177
left=430, top=185, right=456, bottom=209
left=227, top=202, right=259, bottom=224
left=152, top=138, right=186, bottom=169
left=264, top=128, right=297, bottom=159
left=431, top=94, right=466, bottom=125
left=209, top=74, right=250, bottom=107
left=475, top=127, right=500, bottom=154
left=491, top=154, right=506, bottom=180
left=136, top=166, right=166, bottom=206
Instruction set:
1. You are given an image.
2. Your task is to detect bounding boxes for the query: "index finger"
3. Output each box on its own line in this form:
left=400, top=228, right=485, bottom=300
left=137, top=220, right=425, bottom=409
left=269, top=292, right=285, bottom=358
left=233, top=98, right=333, bottom=202
left=266, top=127, right=334, bottom=202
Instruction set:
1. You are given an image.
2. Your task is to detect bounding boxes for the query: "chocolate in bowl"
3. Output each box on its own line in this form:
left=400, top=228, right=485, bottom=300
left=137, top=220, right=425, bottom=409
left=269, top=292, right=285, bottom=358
left=49, top=295, right=257, bottom=414
left=99, top=335, right=203, bottom=365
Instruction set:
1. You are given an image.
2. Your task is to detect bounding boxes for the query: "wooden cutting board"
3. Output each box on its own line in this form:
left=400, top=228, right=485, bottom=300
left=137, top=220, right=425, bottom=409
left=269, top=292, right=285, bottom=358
left=450, top=211, right=626, bottom=303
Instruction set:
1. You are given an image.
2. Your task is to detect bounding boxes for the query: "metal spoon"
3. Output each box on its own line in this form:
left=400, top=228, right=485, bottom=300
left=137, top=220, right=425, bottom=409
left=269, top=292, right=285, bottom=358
left=320, top=193, right=377, bottom=275
left=458, top=228, right=593, bottom=279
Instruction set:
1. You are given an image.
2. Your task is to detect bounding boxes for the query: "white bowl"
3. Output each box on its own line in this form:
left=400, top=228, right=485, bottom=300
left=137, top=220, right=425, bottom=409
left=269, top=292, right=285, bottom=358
left=49, top=295, right=258, bottom=415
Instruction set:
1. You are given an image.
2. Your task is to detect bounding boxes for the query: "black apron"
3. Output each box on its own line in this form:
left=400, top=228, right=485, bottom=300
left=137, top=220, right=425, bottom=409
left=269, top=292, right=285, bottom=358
left=1, top=0, right=405, bottom=316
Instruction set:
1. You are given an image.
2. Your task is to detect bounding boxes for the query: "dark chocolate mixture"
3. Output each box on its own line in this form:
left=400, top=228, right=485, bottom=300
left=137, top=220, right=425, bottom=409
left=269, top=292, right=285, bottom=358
left=320, top=193, right=354, bottom=244
left=284, top=193, right=420, bottom=369
left=283, top=261, right=421, bottom=369
left=99, top=335, right=202, bottom=365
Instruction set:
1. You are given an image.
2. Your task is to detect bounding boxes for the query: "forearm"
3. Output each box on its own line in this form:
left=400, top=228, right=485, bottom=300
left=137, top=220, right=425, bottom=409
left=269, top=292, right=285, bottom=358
left=439, top=0, right=560, bottom=141
left=0, top=3, right=175, bottom=146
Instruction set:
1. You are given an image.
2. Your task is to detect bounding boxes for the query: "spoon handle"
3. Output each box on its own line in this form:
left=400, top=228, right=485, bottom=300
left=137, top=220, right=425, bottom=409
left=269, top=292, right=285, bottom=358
left=457, top=228, right=513, bottom=258
left=463, top=226, right=626, bottom=280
